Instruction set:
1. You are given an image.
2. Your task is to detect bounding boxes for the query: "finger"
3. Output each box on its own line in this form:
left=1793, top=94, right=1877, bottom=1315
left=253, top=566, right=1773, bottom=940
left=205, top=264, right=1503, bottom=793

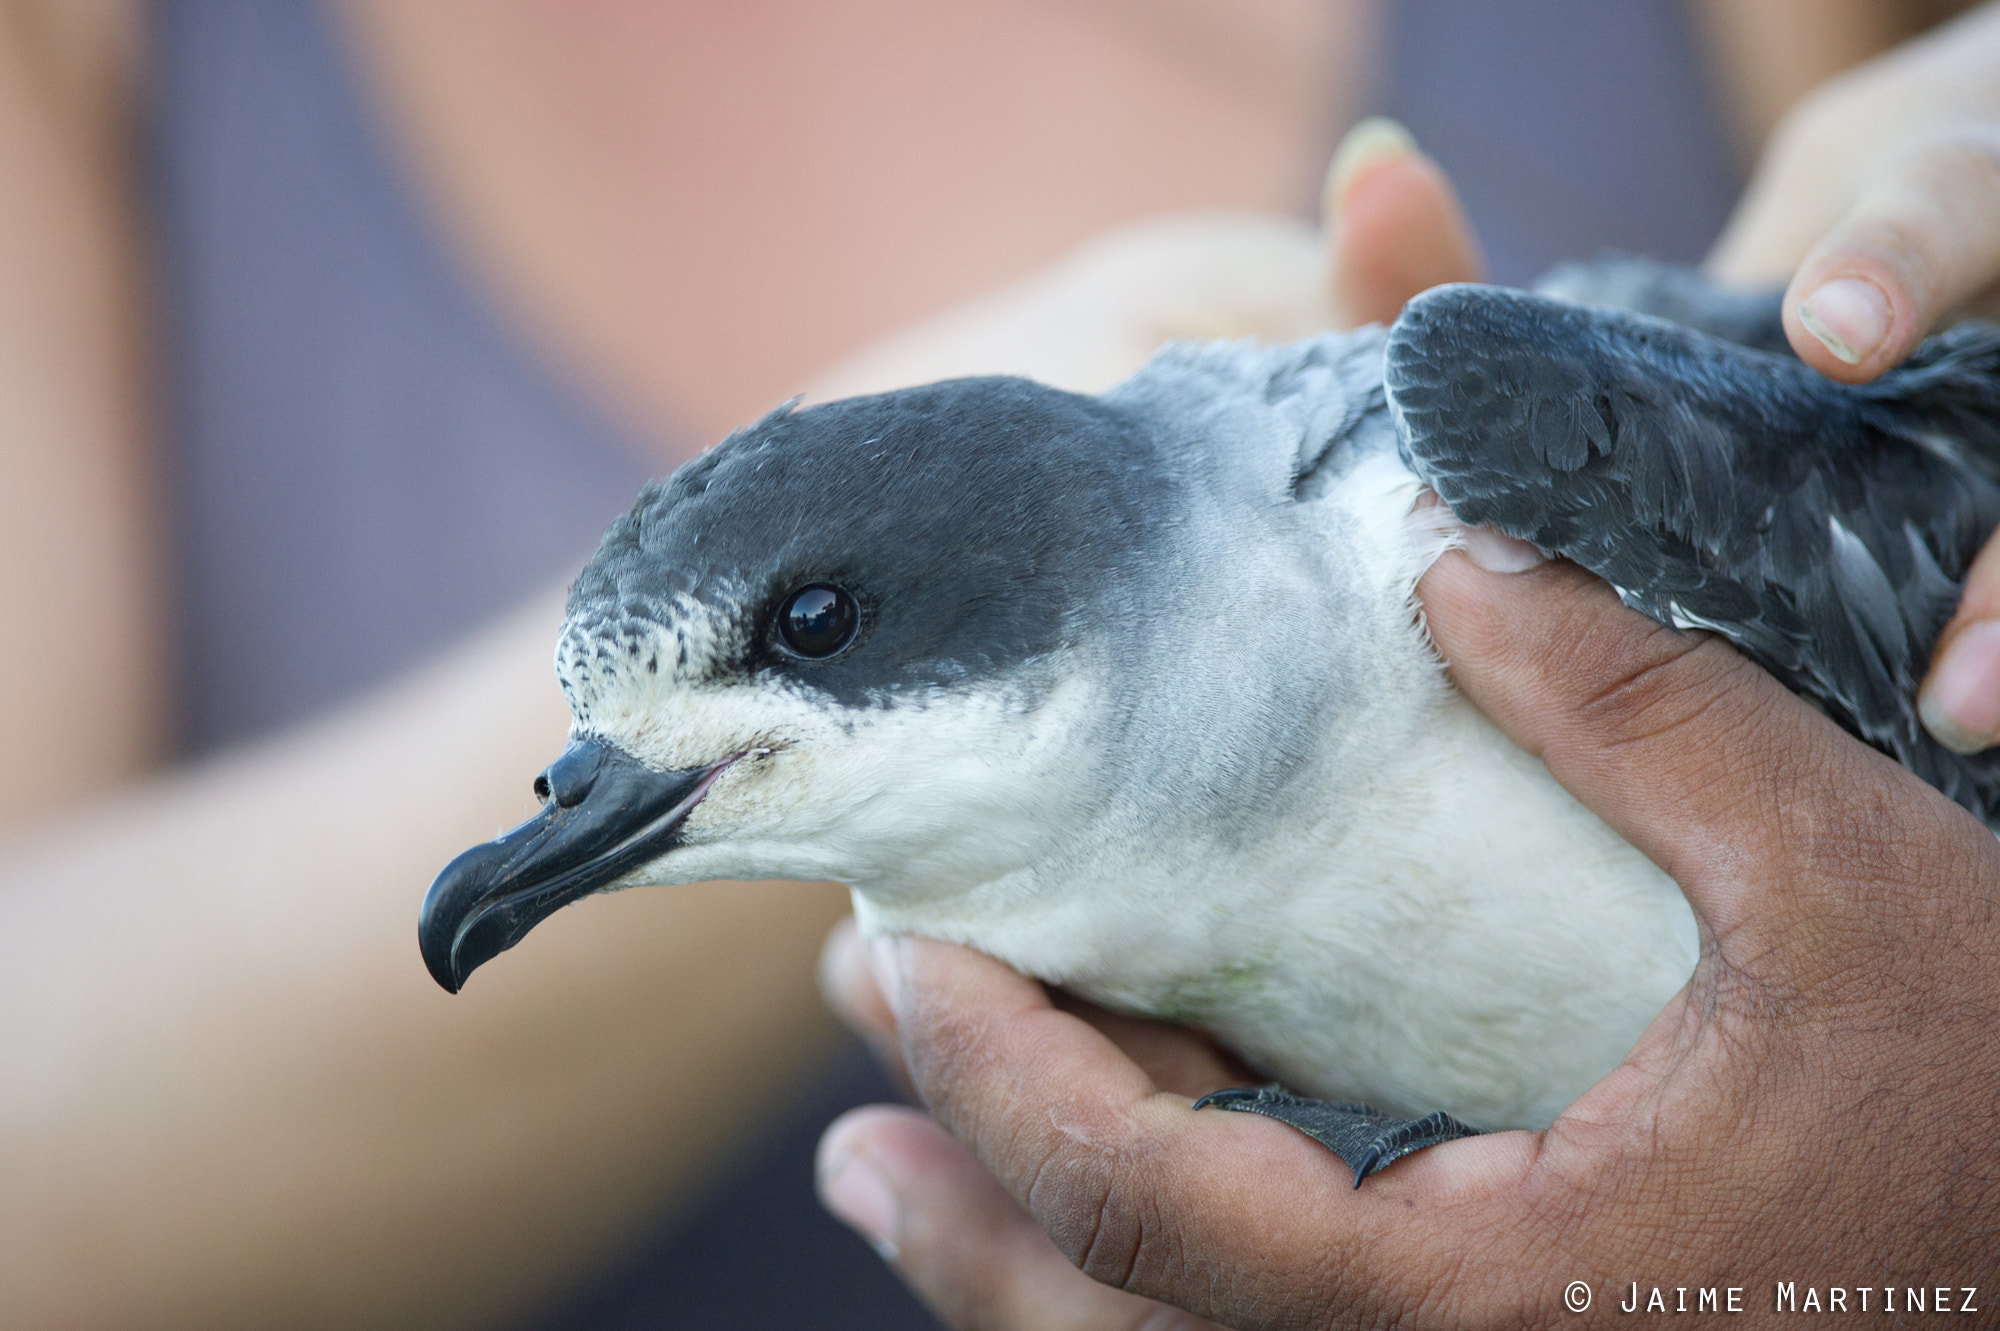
left=1045, top=992, right=1257, bottom=1101
left=824, top=917, right=1249, bottom=1099
left=1416, top=549, right=1982, bottom=952
left=1323, top=118, right=1485, bottom=328
left=819, top=917, right=912, bottom=1091
left=1920, top=526, right=2000, bottom=754
left=1783, top=126, right=2000, bottom=381
left=877, top=935, right=1538, bottom=1325
left=817, top=1106, right=1221, bottom=1331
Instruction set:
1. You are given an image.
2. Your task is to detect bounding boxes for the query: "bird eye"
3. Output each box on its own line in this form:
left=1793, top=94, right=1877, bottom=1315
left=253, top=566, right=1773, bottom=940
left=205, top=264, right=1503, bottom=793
left=777, top=584, right=859, bottom=658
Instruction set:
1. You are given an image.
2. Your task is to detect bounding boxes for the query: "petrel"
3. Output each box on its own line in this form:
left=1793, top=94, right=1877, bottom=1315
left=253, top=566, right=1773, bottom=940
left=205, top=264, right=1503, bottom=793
left=419, top=260, right=2000, bottom=1184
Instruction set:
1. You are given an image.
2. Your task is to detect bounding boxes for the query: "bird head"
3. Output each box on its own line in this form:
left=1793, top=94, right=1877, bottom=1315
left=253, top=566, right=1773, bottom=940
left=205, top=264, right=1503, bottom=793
left=418, top=376, right=1178, bottom=992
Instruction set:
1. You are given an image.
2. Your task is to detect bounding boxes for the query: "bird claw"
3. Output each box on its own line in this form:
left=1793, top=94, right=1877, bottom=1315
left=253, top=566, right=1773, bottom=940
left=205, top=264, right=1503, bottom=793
left=1193, top=1085, right=1481, bottom=1187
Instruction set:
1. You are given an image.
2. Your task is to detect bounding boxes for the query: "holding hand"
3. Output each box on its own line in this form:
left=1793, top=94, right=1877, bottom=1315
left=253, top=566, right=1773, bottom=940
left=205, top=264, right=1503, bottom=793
left=1708, top=3, right=2000, bottom=380
left=822, top=549, right=2000, bottom=1329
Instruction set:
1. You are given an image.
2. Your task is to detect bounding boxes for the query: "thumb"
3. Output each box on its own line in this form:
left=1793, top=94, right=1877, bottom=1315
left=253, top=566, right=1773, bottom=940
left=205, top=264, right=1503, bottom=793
left=1783, top=126, right=2000, bottom=382
left=816, top=1106, right=1220, bottom=1330
left=1323, top=118, right=1485, bottom=328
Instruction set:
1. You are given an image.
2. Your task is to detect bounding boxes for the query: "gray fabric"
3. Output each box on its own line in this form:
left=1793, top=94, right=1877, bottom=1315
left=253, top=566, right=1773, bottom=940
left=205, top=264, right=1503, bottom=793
left=1378, top=0, right=1739, bottom=285
left=152, top=0, right=658, bottom=754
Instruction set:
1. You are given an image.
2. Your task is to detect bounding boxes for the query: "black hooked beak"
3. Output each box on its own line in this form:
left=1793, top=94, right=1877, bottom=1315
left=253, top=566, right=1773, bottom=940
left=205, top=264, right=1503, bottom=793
left=419, top=739, right=737, bottom=992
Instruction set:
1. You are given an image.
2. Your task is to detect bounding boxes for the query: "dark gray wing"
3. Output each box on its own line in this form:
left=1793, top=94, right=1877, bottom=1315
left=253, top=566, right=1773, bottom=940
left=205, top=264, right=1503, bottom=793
left=1387, top=282, right=2000, bottom=824
left=1535, top=254, right=1791, bottom=356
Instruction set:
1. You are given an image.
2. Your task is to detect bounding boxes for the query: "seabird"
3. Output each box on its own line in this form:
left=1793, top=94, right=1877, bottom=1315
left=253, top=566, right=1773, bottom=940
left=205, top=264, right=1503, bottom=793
left=418, top=260, right=2000, bottom=1184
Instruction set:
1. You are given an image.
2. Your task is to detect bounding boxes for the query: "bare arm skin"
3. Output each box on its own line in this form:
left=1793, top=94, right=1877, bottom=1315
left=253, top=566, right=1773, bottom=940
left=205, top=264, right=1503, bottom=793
left=0, top=597, right=854, bottom=1329
left=0, top=0, right=159, bottom=830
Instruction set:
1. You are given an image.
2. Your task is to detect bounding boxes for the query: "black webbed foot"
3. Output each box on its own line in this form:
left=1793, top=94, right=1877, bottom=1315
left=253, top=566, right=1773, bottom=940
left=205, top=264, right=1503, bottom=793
left=1193, top=1085, right=1481, bottom=1188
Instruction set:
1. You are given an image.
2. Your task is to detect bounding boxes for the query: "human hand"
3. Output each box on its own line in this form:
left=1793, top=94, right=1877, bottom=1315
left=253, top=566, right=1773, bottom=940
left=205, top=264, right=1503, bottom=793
left=819, top=917, right=1244, bottom=1329
left=1319, top=117, right=1484, bottom=328
left=1706, top=3, right=2000, bottom=379
left=1704, top=3, right=2000, bottom=756
left=821, top=546, right=2000, bottom=1328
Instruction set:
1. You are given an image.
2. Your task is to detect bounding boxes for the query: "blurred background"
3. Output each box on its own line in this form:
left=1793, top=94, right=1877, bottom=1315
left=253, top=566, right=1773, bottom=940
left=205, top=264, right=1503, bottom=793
left=0, top=0, right=1979, bottom=1326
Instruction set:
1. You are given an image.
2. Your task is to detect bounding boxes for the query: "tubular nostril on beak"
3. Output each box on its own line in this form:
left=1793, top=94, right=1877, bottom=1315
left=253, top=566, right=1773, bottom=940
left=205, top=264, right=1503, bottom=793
left=541, top=740, right=606, bottom=808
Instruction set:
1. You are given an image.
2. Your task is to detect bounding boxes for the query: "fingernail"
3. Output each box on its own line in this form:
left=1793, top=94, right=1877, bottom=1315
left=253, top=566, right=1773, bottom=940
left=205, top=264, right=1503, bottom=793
left=818, top=1150, right=900, bottom=1261
left=869, top=935, right=903, bottom=1012
left=1796, top=277, right=1891, bottom=365
left=1460, top=523, right=1548, bottom=573
left=1920, top=620, right=2000, bottom=754
left=1324, top=116, right=1418, bottom=224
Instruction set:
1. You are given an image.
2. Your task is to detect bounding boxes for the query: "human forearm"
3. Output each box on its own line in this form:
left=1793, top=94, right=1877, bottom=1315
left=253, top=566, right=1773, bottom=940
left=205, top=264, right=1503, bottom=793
left=0, top=0, right=160, bottom=830
left=0, top=592, right=850, bottom=1329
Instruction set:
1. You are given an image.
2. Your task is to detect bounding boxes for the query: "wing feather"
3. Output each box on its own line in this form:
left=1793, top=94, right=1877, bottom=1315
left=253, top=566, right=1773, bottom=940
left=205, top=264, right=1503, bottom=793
left=1389, top=282, right=2000, bottom=823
